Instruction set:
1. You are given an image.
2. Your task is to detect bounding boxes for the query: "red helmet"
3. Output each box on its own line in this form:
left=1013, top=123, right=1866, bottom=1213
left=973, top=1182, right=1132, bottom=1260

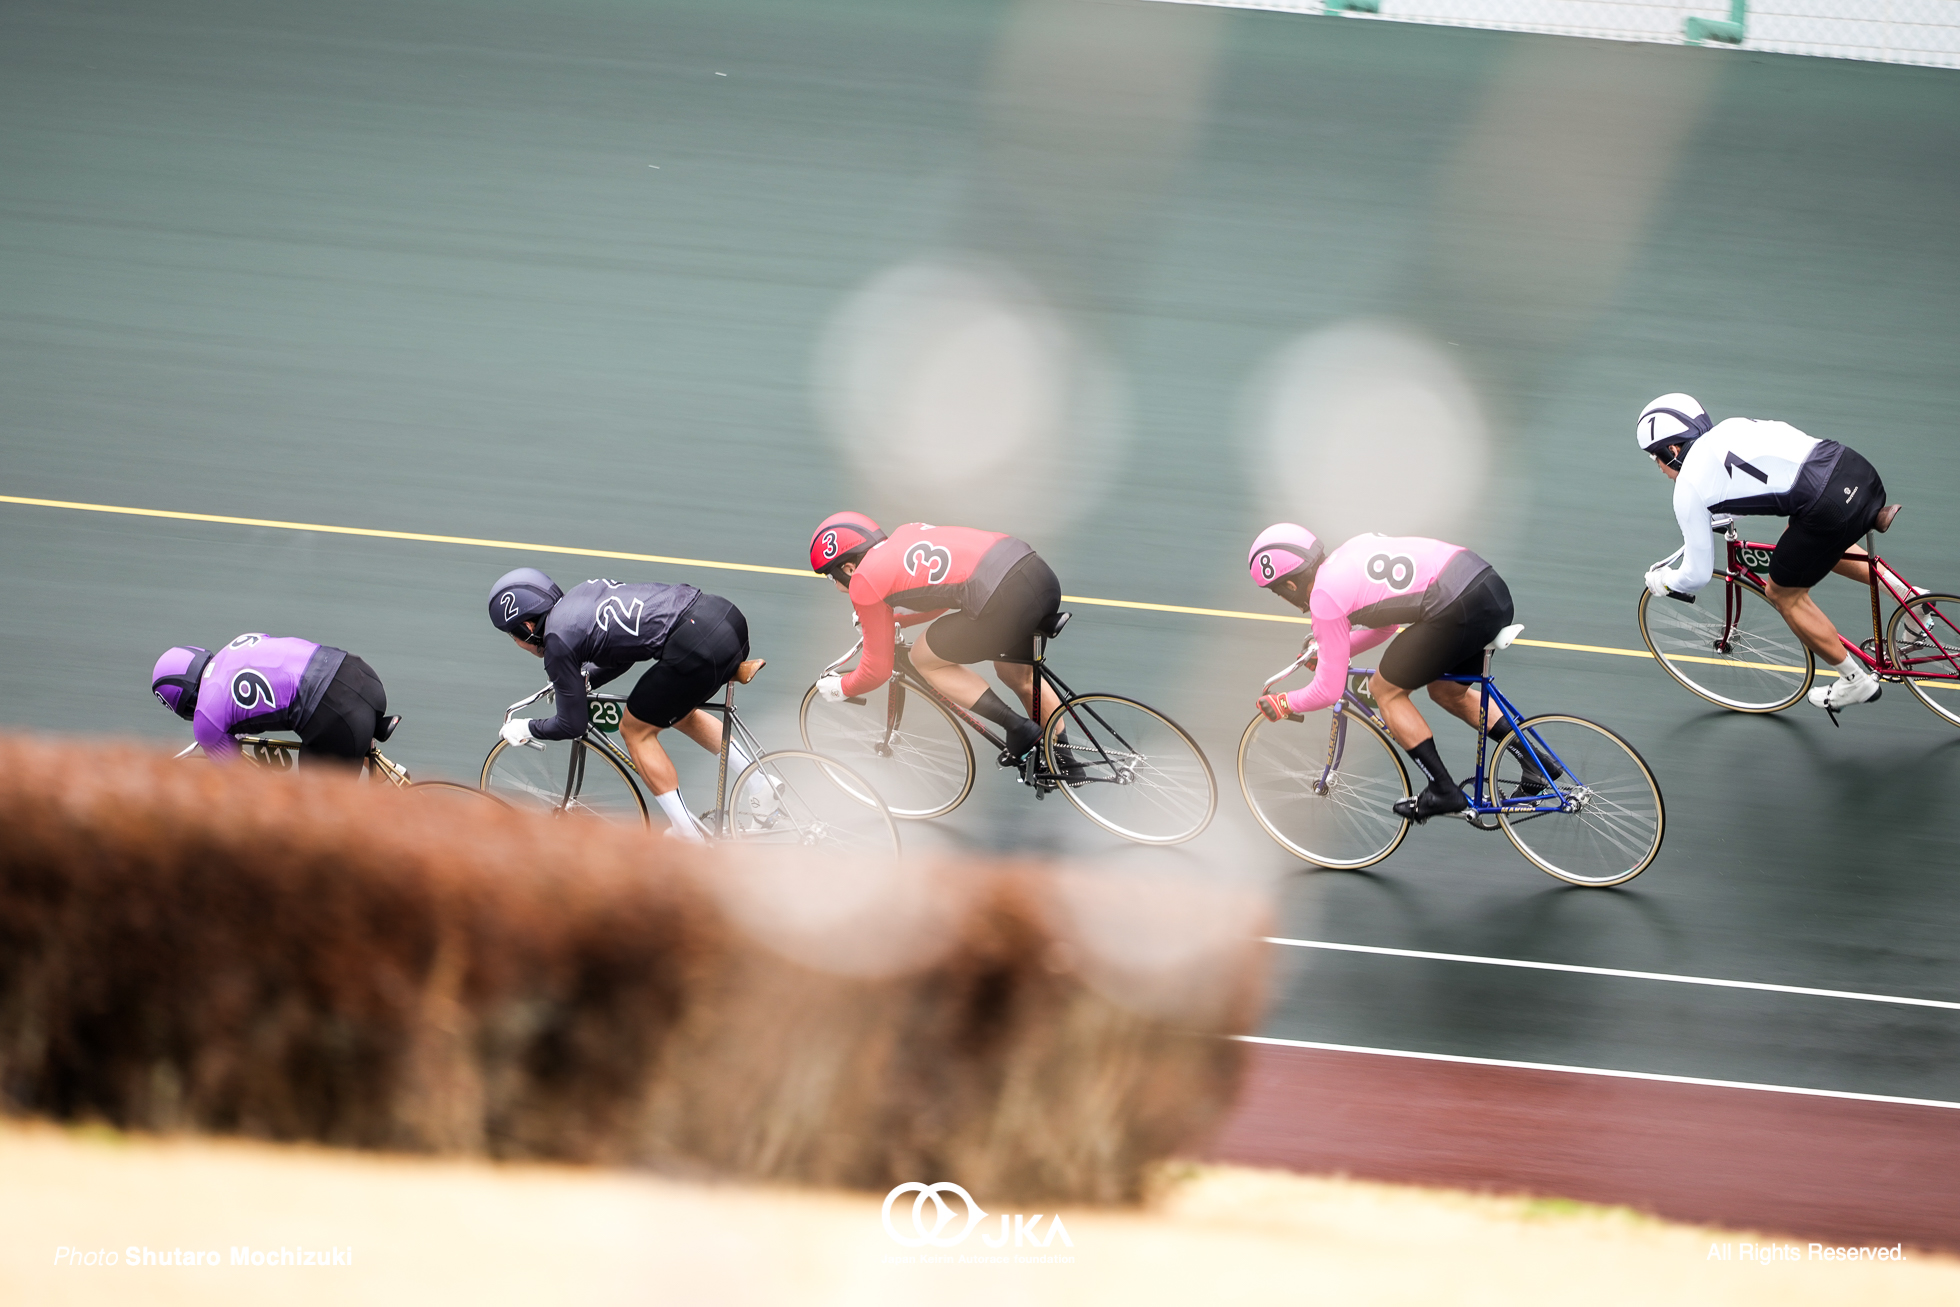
left=809, top=512, right=886, bottom=575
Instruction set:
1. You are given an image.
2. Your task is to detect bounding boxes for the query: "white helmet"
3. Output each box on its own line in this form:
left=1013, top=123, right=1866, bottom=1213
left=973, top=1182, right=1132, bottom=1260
left=1635, top=393, right=1712, bottom=465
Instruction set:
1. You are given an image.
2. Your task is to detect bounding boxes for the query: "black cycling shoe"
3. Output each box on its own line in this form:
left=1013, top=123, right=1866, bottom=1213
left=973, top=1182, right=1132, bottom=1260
left=1051, top=731, right=1089, bottom=785
left=1506, top=743, right=1563, bottom=797
left=1002, top=716, right=1042, bottom=762
left=1392, top=782, right=1469, bottom=824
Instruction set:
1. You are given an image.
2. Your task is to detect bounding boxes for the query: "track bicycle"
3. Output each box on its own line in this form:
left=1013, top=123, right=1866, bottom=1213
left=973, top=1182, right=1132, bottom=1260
left=798, top=611, right=1217, bottom=845
left=481, top=659, right=901, bottom=855
left=1237, top=624, right=1664, bottom=886
left=1636, top=509, right=1960, bottom=725
left=173, top=725, right=502, bottom=806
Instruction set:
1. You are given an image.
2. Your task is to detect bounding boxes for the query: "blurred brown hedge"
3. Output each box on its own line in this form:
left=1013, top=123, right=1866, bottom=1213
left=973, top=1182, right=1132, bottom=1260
left=0, top=733, right=1263, bottom=1202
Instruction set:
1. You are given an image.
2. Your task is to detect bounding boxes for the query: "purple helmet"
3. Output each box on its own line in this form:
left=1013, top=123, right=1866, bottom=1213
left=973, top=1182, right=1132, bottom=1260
left=1248, top=523, right=1325, bottom=590
left=152, top=646, right=213, bottom=720
left=488, top=568, right=563, bottom=643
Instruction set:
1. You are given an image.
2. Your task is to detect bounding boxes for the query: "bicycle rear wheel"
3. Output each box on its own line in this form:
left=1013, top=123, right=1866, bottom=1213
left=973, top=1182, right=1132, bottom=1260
left=1636, top=578, right=1813, bottom=712
left=725, top=750, right=901, bottom=856
left=798, top=680, right=975, bottom=819
left=1886, top=593, right=1960, bottom=729
left=408, top=779, right=510, bottom=809
left=1044, top=695, right=1215, bottom=845
left=1492, top=715, right=1663, bottom=887
left=480, top=736, right=649, bottom=825
left=1238, top=709, right=1411, bottom=869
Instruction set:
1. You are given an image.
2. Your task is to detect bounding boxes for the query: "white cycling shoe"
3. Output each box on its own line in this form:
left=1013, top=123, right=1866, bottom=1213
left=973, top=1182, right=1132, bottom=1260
left=1807, top=674, right=1882, bottom=712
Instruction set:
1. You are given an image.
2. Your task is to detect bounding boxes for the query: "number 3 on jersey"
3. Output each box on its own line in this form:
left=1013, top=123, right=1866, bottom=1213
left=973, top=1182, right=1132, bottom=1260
left=904, top=542, right=952, bottom=584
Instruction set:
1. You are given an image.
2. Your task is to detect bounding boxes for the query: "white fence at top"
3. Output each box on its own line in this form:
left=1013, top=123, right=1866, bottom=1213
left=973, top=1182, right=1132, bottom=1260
left=1165, top=0, right=1960, bottom=69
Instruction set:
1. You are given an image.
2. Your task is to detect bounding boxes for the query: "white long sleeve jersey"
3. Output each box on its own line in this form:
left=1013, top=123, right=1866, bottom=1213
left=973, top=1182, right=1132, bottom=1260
left=1664, top=417, right=1843, bottom=594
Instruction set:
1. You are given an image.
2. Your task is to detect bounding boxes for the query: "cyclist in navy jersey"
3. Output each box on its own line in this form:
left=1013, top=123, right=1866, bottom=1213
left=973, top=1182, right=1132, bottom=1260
left=1635, top=393, right=1902, bottom=714
left=487, top=568, right=754, bottom=839
left=151, top=635, right=396, bottom=765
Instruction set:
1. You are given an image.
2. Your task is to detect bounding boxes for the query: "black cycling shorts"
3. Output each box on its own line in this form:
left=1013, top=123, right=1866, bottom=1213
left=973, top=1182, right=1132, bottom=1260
left=921, top=554, right=1062, bottom=665
left=1769, top=447, right=1885, bottom=590
left=297, top=654, right=387, bottom=765
left=1377, top=568, right=1515, bottom=691
left=626, top=593, right=750, bottom=729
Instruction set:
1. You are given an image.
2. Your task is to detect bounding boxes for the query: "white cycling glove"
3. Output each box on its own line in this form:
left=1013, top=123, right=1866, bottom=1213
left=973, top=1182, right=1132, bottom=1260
left=815, top=674, right=847, bottom=703
left=1644, top=565, right=1683, bottom=598
left=500, top=717, right=542, bottom=749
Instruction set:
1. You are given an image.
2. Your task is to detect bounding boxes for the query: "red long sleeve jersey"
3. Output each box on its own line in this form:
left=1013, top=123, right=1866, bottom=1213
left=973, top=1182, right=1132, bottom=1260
left=840, top=523, right=1033, bottom=697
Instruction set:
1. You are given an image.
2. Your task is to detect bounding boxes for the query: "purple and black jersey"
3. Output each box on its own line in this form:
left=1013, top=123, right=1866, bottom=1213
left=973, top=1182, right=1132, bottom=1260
left=193, top=635, right=346, bottom=759
left=530, top=579, right=701, bottom=740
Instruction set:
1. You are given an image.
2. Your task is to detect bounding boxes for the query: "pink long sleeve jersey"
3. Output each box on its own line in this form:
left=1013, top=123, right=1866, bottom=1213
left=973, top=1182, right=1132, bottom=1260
left=1281, top=534, right=1491, bottom=714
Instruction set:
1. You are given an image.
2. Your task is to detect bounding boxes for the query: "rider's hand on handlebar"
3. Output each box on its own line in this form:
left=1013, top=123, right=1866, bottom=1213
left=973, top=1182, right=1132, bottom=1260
left=1258, top=693, right=1299, bottom=723
left=500, top=718, right=545, bottom=750
left=816, top=673, right=847, bottom=703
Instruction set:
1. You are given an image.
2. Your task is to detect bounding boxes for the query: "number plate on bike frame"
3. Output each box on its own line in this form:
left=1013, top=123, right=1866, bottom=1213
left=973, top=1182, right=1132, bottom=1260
left=588, top=699, right=623, bottom=733
left=1736, top=544, right=1775, bottom=572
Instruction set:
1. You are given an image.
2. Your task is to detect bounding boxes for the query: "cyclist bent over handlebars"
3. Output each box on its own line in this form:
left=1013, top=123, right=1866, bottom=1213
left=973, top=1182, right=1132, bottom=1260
left=1247, top=525, right=1544, bottom=824
left=807, top=513, right=1063, bottom=762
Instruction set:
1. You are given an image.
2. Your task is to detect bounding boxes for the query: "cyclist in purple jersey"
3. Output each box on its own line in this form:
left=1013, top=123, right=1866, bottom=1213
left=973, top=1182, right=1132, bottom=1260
left=487, top=568, right=754, bottom=840
left=151, top=635, right=395, bottom=765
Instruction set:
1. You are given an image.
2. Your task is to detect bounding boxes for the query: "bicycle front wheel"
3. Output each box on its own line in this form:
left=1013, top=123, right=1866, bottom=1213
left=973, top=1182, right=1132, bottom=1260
left=481, top=736, right=649, bottom=825
left=1637, top=578, right=1813, bottom=712
left=798, top=680, right=975, bottom=819
left=1886, top=593, right=1960, bottom=729
left=725, top=750, right=901, bottom=856
left=1492, top=715, right=1663, bottom=887
left=1238, top=709, right=1411, bottom=869
left=1044, top=695, right=1215, bottom=845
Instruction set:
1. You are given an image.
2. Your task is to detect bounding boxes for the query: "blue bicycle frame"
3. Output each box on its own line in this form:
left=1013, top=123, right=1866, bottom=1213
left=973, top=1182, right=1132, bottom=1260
left=1318, top=667, right=1579, bottom=823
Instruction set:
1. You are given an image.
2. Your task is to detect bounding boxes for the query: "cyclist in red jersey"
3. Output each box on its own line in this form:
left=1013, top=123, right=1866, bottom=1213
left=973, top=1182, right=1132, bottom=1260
left=807, top=513, right=1063, bottom=758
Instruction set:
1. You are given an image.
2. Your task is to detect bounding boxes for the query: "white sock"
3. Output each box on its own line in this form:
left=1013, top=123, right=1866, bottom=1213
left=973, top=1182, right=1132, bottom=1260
left=1876, top=562, right=1926, bottom=598
left=727, top=738, right=756, bottom=776
left=1824, top=655, right=1871, bottom=685
left=654, top=789, right=704, bottom=841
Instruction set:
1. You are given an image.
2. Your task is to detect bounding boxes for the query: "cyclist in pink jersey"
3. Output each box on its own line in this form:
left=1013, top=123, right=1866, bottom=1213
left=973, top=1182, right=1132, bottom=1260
left=1248, top=524, right=1546, bottom=822
left=807, top=513, right=1064, bottom=759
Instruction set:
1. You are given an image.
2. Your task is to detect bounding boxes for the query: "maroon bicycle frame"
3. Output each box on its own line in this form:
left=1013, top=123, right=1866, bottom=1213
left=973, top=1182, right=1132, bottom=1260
left=1711, top=524, right=1959, bottom=683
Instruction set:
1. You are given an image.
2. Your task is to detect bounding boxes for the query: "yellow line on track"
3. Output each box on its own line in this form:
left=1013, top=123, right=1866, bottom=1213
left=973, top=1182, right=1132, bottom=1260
left=0, top=494, right=1933, bottom=685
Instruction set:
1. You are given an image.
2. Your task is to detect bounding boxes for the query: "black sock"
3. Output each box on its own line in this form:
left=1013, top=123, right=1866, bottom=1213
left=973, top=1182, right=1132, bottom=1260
left=1487, top=718, right=1512, bottom=745
left=1407, top=737, right=1454, bottom=791
left=972, top=689, right=1031, bottom=733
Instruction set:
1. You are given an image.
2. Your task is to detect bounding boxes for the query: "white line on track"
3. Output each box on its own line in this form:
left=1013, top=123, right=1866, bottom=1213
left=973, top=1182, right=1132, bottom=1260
left=1233, top=1035, right=1960, bottom=1110
left=1264, top=936, right=1960, bottom=1011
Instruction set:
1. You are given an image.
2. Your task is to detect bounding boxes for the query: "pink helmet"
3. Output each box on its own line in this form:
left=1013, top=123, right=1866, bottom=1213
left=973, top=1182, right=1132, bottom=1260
left=1247, top=523, right=1325, bottom=589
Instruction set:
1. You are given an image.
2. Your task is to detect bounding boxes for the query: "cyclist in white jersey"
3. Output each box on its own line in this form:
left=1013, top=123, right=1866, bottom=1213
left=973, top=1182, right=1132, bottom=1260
left=1635, top=393, right=1901, bottom=713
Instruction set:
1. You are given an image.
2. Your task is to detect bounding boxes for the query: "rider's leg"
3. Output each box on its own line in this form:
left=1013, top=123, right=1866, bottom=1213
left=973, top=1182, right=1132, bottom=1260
left=1762, top=580, right=1854, bottom=661
left=1372, top=673, right=1465, bottom=818
left=993, top=659, right=1063, bottom=728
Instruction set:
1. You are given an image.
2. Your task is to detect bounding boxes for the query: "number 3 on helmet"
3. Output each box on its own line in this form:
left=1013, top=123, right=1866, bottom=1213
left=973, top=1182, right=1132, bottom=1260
left=808, top=512, right=887, bottom=576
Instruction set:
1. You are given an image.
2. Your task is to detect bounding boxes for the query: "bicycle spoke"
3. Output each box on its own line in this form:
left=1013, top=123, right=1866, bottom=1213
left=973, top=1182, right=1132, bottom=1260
left=1638, top=580, right=1812, bottom=712
left=1046, top=696, right=1214, bottom=845
left=1238, top=711, right=1410, bottom=868
left=1494, top=716, right=1662, bottom=886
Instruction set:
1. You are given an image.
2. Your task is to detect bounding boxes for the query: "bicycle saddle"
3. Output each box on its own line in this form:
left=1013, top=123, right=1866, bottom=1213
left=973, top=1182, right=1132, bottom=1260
left=1876, top=503, right=1903, bottom=533
left=734, top=658, right=766, bottom=685
left=374, top=714, right=401, bottom=743
left=1036, top=611, right=1071, bottom=640
left=1485, top=623, right=1525, bottom=653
